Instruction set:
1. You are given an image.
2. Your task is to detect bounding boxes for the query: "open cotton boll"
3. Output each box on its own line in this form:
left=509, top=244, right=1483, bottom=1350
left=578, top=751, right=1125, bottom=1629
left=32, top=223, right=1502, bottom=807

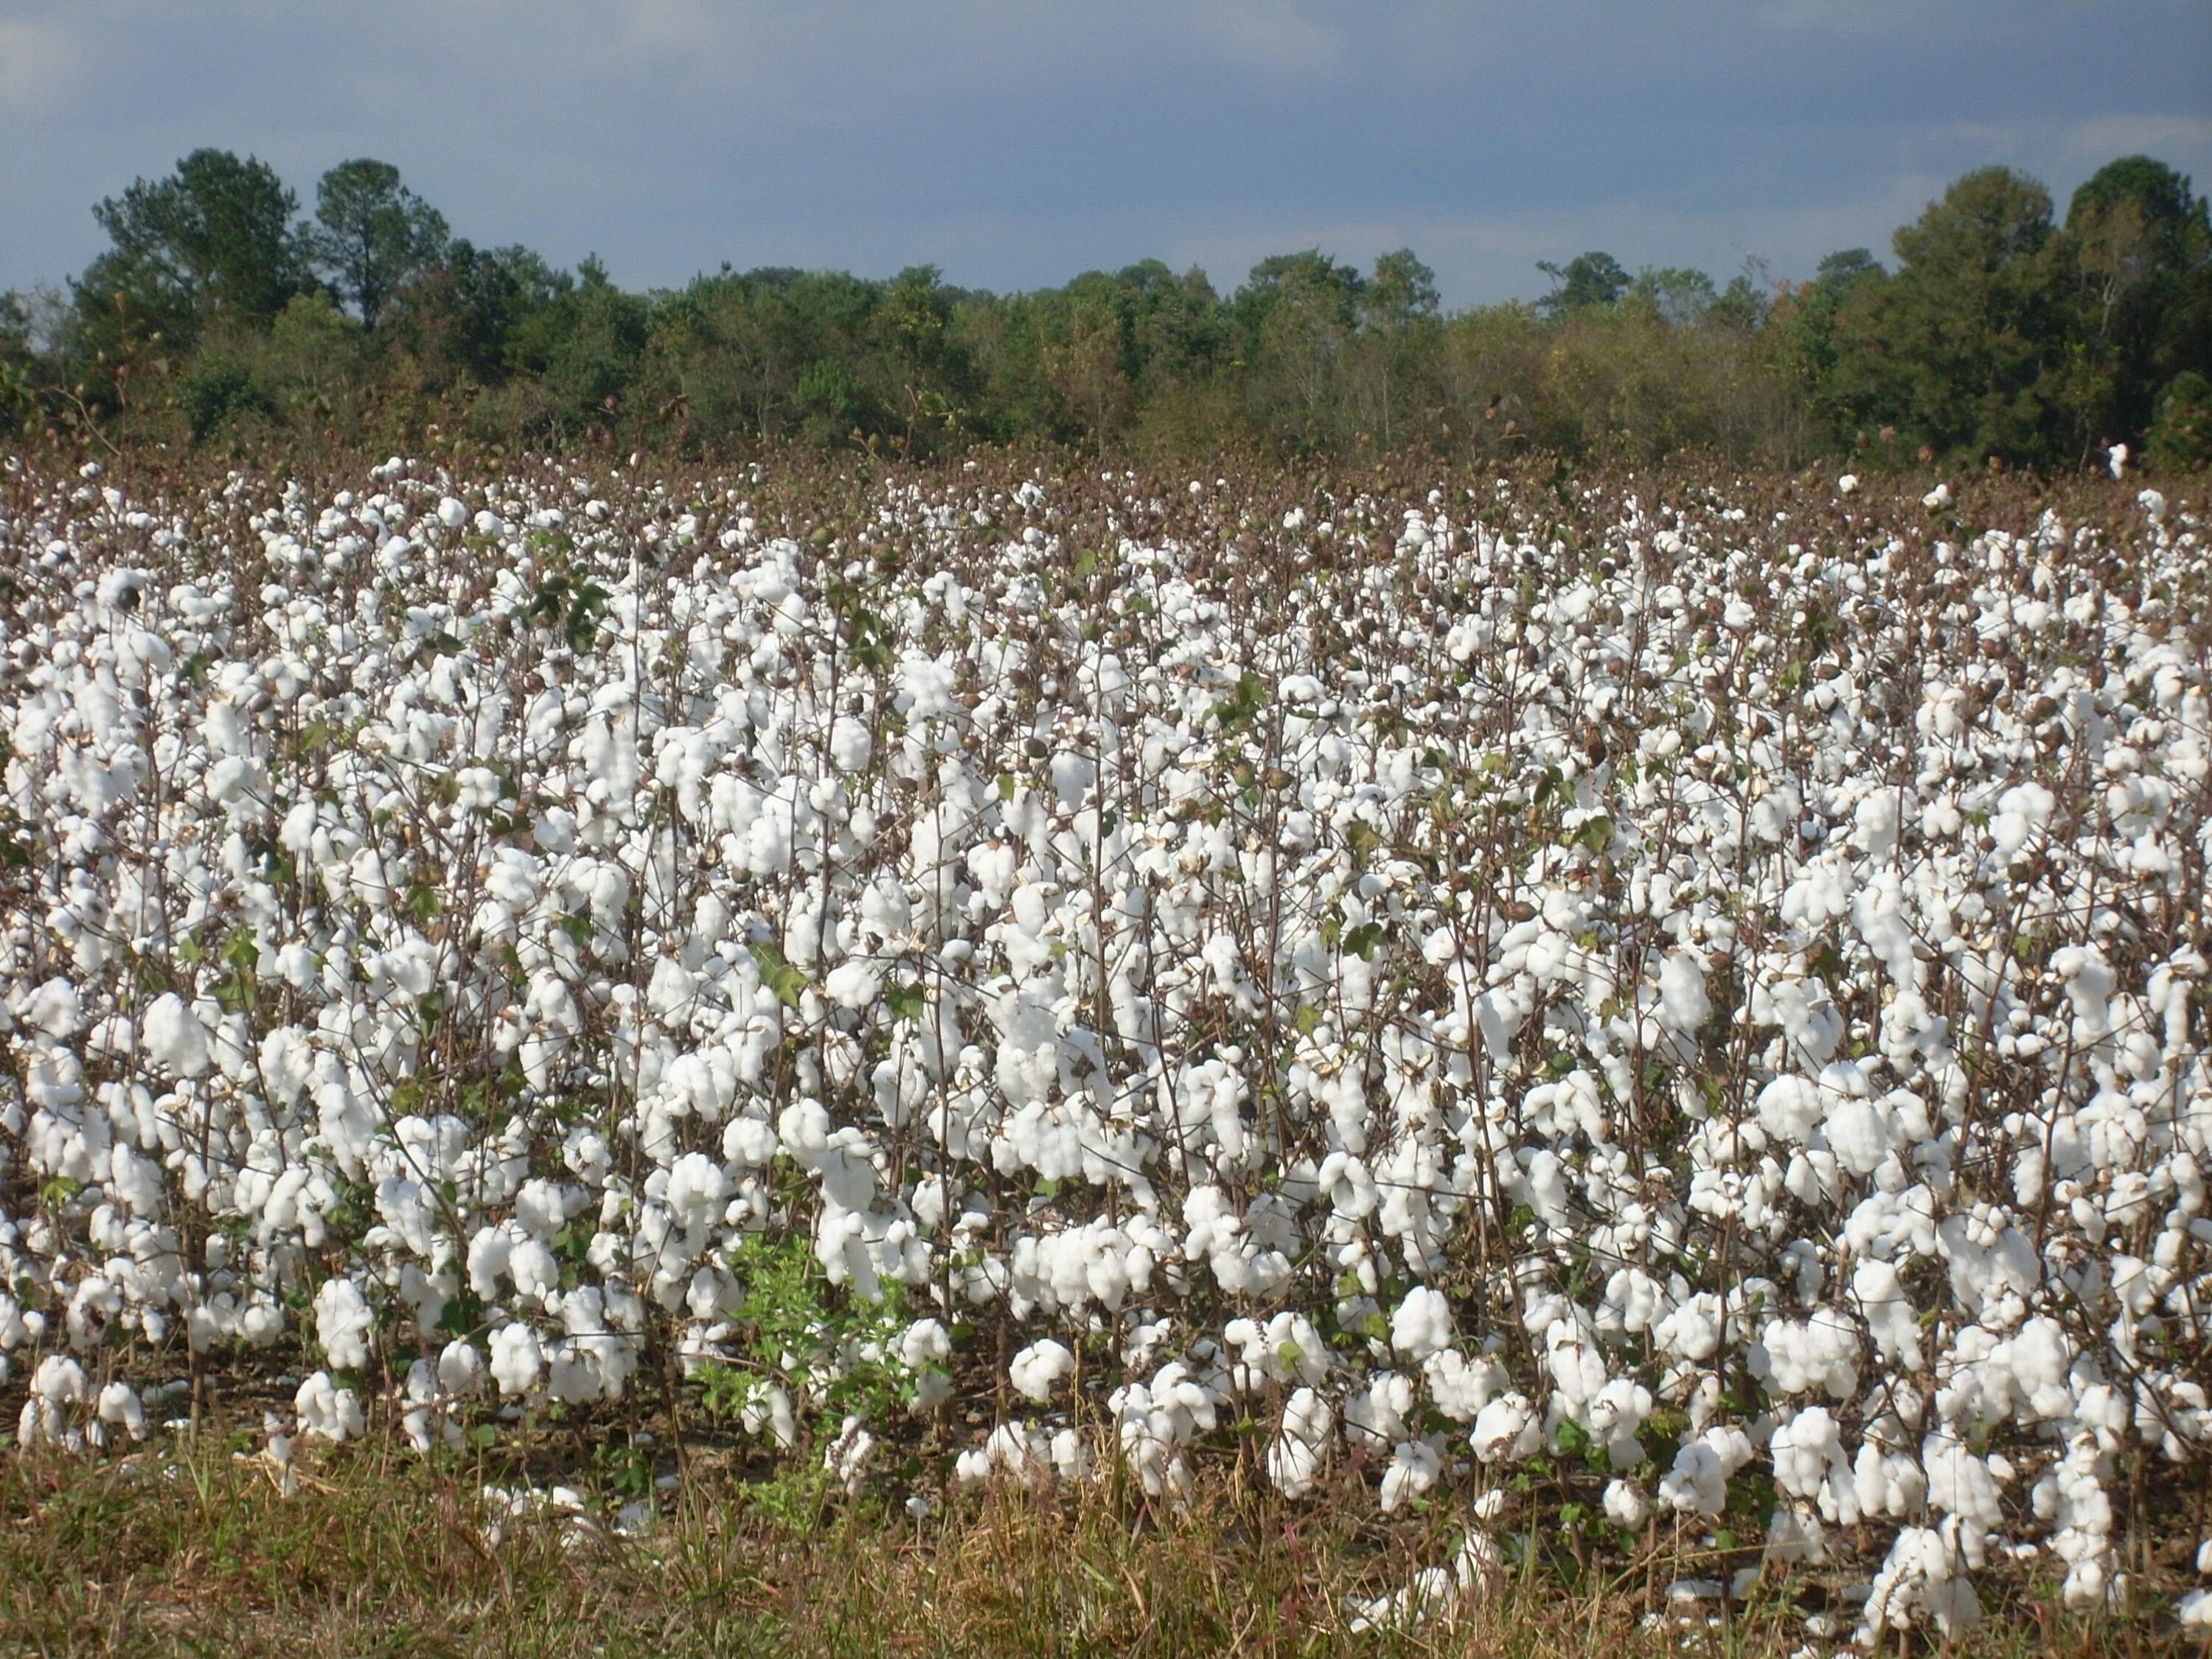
left=1009, top=1338, right=1075, bottom=1402
left=1390, top=1284, right=1455, bottom=1361
left=829, top=716, right=873, bottom=773
left=295, top=1371, right=364, bottom=1442
left=140, top=992, right=211, bottom=1079
left=95, top=1381, right=146, bottom=1440
left=1266, top=1387, right=1332, bottom=1498
left=1655, top=949, right=1711, bottom=1037
left=490, top=1323, right=544, bottom=1396
left=314, top=1277, right=374, bottom=1368
left=1603, top=1478, right=1651, bottom=1527
left=1470, top=1393, right=1542, bottom=1464
left=1660, top=1425, right=1754, bottom=1514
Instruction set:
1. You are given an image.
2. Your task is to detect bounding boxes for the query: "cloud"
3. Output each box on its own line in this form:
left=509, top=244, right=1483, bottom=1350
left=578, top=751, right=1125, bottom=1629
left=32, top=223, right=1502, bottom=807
left=2061, top=112, right=2212, bottom=170
left=1186, top=0, right=1342, bottom=73
left=0, top=15, right=86, bottom=116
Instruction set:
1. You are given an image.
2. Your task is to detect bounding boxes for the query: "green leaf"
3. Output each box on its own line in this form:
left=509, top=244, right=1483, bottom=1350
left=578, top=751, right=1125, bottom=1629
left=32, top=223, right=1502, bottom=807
left=749, top=940, right=810, bottom=1009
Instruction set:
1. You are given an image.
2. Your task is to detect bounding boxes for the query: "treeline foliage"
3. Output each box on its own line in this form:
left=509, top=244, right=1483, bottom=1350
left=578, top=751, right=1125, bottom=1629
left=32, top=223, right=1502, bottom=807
left=6, top=149, right=2210, bottom=470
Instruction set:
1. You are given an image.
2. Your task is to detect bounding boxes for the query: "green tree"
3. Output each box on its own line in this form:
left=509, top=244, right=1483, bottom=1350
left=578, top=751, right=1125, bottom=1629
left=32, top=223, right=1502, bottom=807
left=2062, top=155, right=2212, bottom=446
left=1832, top=167, right=2073, bottom=465
left=87, top=149, right=308, bottom=333
left=1536, top=251, right=1630, bottom=319
left=310, top=159, right=450, bottom=329
left=1237, top=252, right=1363, bottom=448
left=0, top=291, right=36, bottom=434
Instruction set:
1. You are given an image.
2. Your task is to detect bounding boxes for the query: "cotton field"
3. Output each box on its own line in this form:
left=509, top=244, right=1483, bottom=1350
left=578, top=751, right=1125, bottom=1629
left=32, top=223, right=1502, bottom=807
left=1, top=451, right=2209, bottom=1642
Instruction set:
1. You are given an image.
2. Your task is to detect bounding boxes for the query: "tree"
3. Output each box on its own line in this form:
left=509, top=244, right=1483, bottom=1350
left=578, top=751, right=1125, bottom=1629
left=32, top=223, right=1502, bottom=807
left=1831, top=167, right=2073, bottom=465
left=1362, top=249, right=1439, bottom=334
left=1627, top=266, right=1718, bottom=327
left=1536, top=251, right=1630, bottom=318
left=87, top=150, right=307, bottom=333
left=0, top=291, right=35, bottom=434
left=310, top=159, right=450, bottom=329
left=380, top=239, right=568, bottom=388
left=2062, top=155, right=2212, bottom=446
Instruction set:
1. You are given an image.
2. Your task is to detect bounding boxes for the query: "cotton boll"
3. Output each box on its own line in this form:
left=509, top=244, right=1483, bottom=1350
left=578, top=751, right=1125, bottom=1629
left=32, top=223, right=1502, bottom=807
left=1009, top=1338, right=1075, bottom=1402
left=1380, top=1438, right=1442, bottom=1512
left=1604, top=1478, right=1652, bottom=1527
left=1470, top=1393, right=1542, bottom=1464
left=1390, top=1284, right=1455, bottom=1361
left=1656, top=949, right=1710, bottom=1037
left=141, top=993, right=211, bottom=1079
left=438, top=1339, right=485, bottom=1398
left=1267, top=1386, right=1332, bottom=1498
left=314, top=1277, right=374, bottom=1369
left=829, top=716, right=873, bottom=773
left=95, top=1381, right=145, bottom=1441
left=897, top=1318, right=951, bottom=1371
left=295, top=1371, right=364, bottom=1441
left=490, top=1323, right=544, bottom=1396
left=1853, top=1259, right=1924, bottom=1371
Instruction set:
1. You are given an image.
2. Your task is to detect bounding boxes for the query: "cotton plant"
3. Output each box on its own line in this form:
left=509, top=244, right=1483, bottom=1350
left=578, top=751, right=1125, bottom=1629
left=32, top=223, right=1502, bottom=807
left=0, top=456, right=2205, bottom=1634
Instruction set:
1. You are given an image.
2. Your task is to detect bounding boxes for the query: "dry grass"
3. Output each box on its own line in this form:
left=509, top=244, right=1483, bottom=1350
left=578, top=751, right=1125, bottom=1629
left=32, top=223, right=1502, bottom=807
left=0, top=1431, right=2190, bottom=1658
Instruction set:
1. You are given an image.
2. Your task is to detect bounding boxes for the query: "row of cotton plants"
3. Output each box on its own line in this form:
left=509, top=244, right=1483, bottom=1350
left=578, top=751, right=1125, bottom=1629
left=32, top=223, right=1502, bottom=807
left=0, top=451, right=2208, bottom=1641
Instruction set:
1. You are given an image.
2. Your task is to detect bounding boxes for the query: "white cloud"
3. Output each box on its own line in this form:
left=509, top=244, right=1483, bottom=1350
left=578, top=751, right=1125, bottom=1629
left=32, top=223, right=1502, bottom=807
left=2061, top=112, right=2212, bottom=169
left=1187, top=0, right=1341, bottom=72
left=0, top=16, right=86, bottom=117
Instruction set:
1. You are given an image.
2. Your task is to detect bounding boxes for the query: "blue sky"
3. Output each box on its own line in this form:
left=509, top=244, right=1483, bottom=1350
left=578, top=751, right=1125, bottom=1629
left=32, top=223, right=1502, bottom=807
left=3, top=1, right=2208, bottom=306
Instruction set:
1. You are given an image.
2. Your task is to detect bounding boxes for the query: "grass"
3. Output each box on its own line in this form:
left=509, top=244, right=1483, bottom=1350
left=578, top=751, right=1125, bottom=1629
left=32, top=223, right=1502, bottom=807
left=0, top=1430, right=2194, bottom=1658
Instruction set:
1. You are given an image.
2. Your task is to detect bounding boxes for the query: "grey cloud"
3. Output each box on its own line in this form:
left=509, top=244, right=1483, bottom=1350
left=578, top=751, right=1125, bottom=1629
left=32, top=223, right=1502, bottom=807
left=1, top=0, right=2205, bottom=305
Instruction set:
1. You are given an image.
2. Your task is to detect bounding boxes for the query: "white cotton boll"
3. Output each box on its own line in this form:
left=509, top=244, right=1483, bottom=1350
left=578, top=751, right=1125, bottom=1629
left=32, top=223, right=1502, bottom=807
left=666, top=1152, right=732, bottom=1234
left=1267, top=1386, right=1332, bottom=1498
left=437, top=495, right=468, bottom=529
left=314, top=1277, right=374, bottom=1369
left=295, top=1371, right=364, bottom=1442
left=1009, top=1338, right=1075, bottom=1402
left=829, top=716, right=873, bottom=773
left=1656, top=950, right=1711, bottom=1037
left=1659, top=1426, right=1753, bottom=1515
left=2180, top=1589, right=2212, bottom=1628
left=96, top=1381, right=146, bottom=1440
left=25, top=976, right=82, bottom=1038
left=509, top=1238, right=560, bottom=1301
left=1470, top=1393, right=1541, bottom=1464
left=1423, top=1349, right=1506, bottom=1422
left=1604, top=1478, right=1652, bottom=1528
left=1380, top=1439, right=1442, bottom=1512
left=1853, top=1258, right=1924, bottom=1371
left=490, top=1323, right=543, bottom=1396
left=824, top=959, right=883, bottom=1012
left=141, top=992, right=211, bottom=1079
left=898, top=1318, right=951, bottom=1371
left=1922, top=483, right=1951, bottom=509
left=438, top=1340, right=485, bottom=1398
left=1756, top=1075, right=1823, bottom=1143
left=1823, top=1093, right=1893, bottom=1178
left=1837, top=473, right=1859, bottom=495
left=33, top=1353, right=86, bottom=1405
left=1391, top=1284, right=1455, bottom=1361
left=1770, top=1407, right=1846, bottom=1500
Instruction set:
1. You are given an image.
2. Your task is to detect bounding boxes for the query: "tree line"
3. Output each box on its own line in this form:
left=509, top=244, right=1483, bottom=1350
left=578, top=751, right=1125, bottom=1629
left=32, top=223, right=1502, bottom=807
left=3, top=150, right=2208, bottom=471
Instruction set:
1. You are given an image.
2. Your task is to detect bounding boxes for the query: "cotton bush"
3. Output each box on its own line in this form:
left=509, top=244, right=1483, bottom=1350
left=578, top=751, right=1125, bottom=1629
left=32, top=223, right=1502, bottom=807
left=0, top=455, right=2205, bottom=1641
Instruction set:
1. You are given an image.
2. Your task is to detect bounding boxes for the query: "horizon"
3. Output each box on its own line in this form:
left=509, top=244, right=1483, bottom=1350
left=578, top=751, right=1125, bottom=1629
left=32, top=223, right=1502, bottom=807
left=3, top=1, right=2208, bottom=307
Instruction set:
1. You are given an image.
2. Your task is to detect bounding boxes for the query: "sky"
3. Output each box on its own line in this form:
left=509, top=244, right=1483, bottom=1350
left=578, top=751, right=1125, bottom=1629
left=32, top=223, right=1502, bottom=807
left=3, top=0, right=2209, bottom=308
